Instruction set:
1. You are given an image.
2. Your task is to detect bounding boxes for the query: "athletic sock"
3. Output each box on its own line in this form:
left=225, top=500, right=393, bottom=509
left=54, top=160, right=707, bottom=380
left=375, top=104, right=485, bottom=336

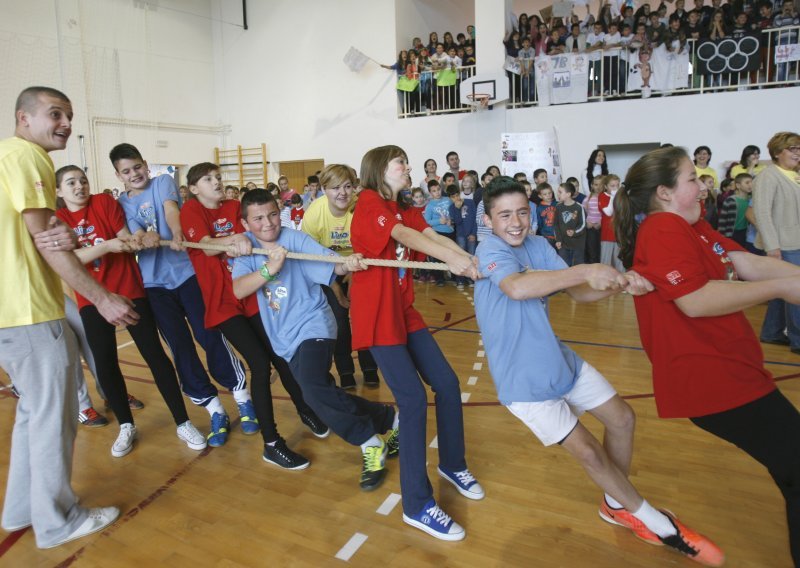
left=360, top=435, right=382, bottom=452
left=604, top=494, right=624, bottom=509
left=392, top=410, right=400, bottom=430
left=232, top=389, right=251, bottom=404
left=205, top=397, right=225, bottom=417
left=632, top=500, right=677, bottom=538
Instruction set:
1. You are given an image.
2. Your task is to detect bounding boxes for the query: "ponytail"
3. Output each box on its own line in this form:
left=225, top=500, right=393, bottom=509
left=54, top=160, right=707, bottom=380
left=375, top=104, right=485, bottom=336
left=615, top=147, right=688, bottom=269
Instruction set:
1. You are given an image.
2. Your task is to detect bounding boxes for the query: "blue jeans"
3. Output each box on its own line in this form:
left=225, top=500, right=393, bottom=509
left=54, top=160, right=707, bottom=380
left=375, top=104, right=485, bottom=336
left=761, top=249, right=800, bottom=348
left=370, top=329, right=467, bottom=515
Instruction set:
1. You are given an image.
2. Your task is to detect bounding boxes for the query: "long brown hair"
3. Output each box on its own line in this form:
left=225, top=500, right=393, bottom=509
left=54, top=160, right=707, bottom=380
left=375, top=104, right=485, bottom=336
left=615, top=147, right=687, bottom=269
left=359, top=145, right=408, bottom=205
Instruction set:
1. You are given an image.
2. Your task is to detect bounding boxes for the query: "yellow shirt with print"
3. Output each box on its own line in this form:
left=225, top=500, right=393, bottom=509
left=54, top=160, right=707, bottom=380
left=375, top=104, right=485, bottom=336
left=0, top=137, right=64, bottom=328
left=301, top=195, right=354, bottom=255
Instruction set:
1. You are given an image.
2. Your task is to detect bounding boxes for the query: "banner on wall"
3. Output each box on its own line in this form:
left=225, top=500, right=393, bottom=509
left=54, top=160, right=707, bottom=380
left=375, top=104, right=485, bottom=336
left=534, top=53, right=589, bottom=106
left=500, top=129, right=563, bottom=187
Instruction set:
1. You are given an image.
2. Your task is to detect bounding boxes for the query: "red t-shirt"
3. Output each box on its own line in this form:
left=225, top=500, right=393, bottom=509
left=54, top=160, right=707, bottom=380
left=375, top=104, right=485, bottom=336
left=180, top=199, right=257, bottom=328
left=350, top=190, right=428, bottom=349
left=598, top=191, right=616, bottom=242
left=632, top=213, right=775, bottom=418
left=56, top=194, right=145, bottom=309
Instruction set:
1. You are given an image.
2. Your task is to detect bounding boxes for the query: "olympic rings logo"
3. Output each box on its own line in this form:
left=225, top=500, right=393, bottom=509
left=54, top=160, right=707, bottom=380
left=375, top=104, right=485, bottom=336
left=696, top=36, right=759, bottom=73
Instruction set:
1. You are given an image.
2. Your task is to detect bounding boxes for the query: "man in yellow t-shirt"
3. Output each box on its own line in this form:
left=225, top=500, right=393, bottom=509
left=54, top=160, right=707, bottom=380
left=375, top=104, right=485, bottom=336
left=0, top=86, right=137, bottom=549
left=302, top=164, right=380, bottom=389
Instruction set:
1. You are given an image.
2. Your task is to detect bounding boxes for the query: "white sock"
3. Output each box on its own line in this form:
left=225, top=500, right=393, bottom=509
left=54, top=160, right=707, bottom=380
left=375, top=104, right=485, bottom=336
left=232, top=389, right=251, bottom=404
left=604, top=494, right=624, bottom=509
left=632, top=500, right=676, bottom=538
left=392, top=410, right=400, bottom=430
left=360, top=435, right=382, bottom=452
left=205, top=397, right=225, bottom=417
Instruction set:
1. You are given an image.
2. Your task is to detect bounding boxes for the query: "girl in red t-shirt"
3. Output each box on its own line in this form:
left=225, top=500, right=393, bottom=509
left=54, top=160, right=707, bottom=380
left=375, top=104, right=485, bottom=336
left=55, top=165, right=205, bottom=458
left=598, top=174, right=625, bottom=272
left=615, top=147, right=800, bottom=565
left=350, top=145, right=482, bottom=542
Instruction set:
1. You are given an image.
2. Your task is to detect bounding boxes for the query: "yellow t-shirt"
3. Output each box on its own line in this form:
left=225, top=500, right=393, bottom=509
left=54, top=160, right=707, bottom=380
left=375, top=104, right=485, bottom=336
left=301, top=196, right=354, bottom=255
left=776, top=165, right=800, bottom=185
left=0, top=137, right=64, bottom=328
left=695, top=165, right=719, bottom=189
left=729, top=163, right=765, bottom=179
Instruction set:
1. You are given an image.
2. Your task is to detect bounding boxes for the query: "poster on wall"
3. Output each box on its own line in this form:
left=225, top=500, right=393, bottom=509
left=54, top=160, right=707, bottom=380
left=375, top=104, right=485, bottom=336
left=149, top=164, right=178, bottom=179
left=500, top=129, right=563, bottom=187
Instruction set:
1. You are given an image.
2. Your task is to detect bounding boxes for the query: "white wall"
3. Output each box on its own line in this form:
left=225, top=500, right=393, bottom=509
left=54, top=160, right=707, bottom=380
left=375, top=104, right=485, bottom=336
left=395, top=0, right=475, bottom=53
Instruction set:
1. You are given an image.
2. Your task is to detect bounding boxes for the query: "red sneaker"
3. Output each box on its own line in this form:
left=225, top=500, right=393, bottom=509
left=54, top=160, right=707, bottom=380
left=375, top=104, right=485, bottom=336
left=598, top=500, right=663, bottom=546
left=658, top=510, right=725, bottom=567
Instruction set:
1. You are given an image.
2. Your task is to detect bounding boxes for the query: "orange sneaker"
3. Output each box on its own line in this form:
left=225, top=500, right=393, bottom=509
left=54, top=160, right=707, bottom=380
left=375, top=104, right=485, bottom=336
left=598, top=500, right=663, bottom=546
left=658, top=510, right=725, bottom=567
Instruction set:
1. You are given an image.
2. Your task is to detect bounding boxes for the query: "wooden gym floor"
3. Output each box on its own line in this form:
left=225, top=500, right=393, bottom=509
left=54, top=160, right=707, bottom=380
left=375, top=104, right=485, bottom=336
left=0, top=283, right=797, bottom=567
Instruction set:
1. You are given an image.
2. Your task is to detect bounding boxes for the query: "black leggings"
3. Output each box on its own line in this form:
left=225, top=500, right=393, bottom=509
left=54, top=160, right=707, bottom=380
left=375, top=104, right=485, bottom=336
left=691, top=389, right=800, bottom=565
left=217, top=314, right=311, bottom=444
left=80, top=297, right=189, bottom=426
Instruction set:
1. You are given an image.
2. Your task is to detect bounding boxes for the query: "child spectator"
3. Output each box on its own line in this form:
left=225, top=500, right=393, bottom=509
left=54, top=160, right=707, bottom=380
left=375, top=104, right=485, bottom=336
left=602, top=21, right=623, bottom=95
left=303, top=175, right=323, bottom=209
left=447, top=185, right=477, bottom=290
left=518, top=37, right=536, bottom=102
left=290, top=193, right=305, bottom=230
left=718, top=173, right=753, bottom=246
left=536, top=183, right=558, bottom=246
left=460, top=173, right=477, bottom=200
left=555, top=182, right=587, bottom=266
left=278, top=175, right=296, bottom=205
left=699, top=176, right=719, bottom=229
left=586, top=22, right=606, bottom=96
left=583, top=176, right=604, bottom=263
left=533, top=168, right=548, bottom=187
left=598, top=174, right=625, bottom=271
left=566, top=176, right=586, bottom=204
left=425, top=182, right=456, bottom=287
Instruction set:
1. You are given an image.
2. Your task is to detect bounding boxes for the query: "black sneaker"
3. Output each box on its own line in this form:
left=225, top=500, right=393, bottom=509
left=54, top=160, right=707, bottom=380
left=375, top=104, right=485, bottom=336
left=262, top=439, right=310, bottom=470
left=340, top=373, right=356, bottom=390
left=386, top=424, right=399, bottom=459
left=363, top=369, right=380, bottom=388
left=300, top=410, right=330, bottom=438
left=360, top=439, right=387, bottom=491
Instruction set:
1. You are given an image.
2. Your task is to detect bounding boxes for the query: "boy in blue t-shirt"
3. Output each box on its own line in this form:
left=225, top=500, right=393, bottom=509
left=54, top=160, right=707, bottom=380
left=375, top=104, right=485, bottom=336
left=424, top=182, right=455, bottom=287
left=231, top=190, right=399, bottom=491
left=473, top=176, right=719, bottom=560
left=112, top=143, right=253, bottom=447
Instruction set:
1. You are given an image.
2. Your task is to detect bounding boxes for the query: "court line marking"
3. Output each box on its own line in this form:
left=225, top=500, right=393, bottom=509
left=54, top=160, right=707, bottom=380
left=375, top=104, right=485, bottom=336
left=334, top=532, right=368, bottom=562
left=461, top=392, right=471, bottom=403
left=472, top=362, right=482, bottom=371
left=467, top=376, right=478, bottom=386
left=376, top=493, right=402, bottom=516
left=429, top=435, right=438, bottom=448
left=477, top=350, right=485, bottom=358
left=117, top=340, right=135, bottom=350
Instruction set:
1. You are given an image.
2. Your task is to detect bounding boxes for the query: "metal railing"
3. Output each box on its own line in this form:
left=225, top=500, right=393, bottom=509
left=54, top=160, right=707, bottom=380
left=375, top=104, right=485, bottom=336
left=396, top=25, right=798, bottom=117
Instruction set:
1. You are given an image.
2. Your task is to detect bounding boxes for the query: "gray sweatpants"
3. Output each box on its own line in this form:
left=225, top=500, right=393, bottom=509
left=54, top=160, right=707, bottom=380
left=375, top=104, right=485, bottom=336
left=0, top=320, right=90, bottom=548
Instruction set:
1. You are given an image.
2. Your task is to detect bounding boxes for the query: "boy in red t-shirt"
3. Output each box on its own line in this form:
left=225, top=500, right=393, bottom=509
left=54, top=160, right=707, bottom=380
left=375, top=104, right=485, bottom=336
left=180, top=162, right=326, bottom=469
left=55, top=165, right=206, bottom=458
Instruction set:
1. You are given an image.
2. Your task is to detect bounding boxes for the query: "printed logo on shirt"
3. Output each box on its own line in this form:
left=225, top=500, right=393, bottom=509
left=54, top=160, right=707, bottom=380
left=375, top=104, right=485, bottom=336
left=378, top=215, right=387, bottom=227
left=35, top=180, right=44, bottom=192
left=137, top=202, right=158, bottom=232
left=712, top=241, right=738, bottom=280
left=666, top=270, right=684, bottom=285
left=187, top=227, right=196, bottom=239
left=213, top=219, right=234, bottom=237
left=487, top=262, right=497, bottom=272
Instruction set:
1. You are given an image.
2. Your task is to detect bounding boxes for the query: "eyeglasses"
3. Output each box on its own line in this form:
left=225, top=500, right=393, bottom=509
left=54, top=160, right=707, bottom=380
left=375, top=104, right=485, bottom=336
left=786, top=146, right=800, bottom=154
left=328, top=183, right=354, bottom=191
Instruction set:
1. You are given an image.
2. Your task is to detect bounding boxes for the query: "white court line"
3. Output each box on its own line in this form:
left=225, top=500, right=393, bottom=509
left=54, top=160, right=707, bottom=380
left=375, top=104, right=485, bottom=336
left=117, top=340, right=135, bottom=350
left=461, top=392, right=471, bottom=403
left=478, top=339, right=483, bottom=346
left=472, top=362, right=483, bottom=371
left=477, top=350, right=485, bottom=358
left=467, top=376, right=478, bottom=386
left=376, top=493, right=402, bottom=516
left=335, top=533, right=368, bottom=561
left=429, top=435, right=438, bottom=448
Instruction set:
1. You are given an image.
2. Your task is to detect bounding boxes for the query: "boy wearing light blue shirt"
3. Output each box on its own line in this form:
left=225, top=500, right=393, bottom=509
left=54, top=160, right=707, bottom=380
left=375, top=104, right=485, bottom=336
left=473, top=176, right=705, bottom=557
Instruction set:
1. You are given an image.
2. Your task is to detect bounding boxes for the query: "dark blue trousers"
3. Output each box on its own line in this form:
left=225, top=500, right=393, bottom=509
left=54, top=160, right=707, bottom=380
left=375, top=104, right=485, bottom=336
left=370, top=328, right=467, bottom=516
left=289, top=338, right=393, bottom=445
left=146, top=276, right=246, bottom=406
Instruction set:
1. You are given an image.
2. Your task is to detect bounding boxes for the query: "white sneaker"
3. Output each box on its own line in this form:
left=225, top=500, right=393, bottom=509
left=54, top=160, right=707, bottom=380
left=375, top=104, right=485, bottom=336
left=177, top=421, right=207, bottom=450
left=111, top=423, right=137, bottom=458
left=41, top=506, right=120, bottom=549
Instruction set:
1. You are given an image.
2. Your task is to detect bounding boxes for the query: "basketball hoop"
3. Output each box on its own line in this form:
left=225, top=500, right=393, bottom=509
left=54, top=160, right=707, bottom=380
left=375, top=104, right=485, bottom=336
left=466, top=93, right=491, bottom=110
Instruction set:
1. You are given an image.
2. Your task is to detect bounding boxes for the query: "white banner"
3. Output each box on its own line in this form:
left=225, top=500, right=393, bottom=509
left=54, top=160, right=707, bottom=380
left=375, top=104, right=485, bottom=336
left=534, top=53, right=589, bottom=107
left=505, top=55, right=522, bottom=75
left=776, top=44, right=800, bottom=63
left=627, top=43, right=689, bottom=93
left=500, top=130, right=563, bottom=187
left=344, top=46, right=369, bottom=72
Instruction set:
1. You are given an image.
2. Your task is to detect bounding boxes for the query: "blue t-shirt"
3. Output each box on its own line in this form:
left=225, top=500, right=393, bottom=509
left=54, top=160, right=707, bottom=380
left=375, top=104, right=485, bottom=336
left=118, top=174, right=195, bottom=289
left=474, top=234, right=583, bottom=404
left=424, top=197, right=455, bottom=234
left=231, top=229, right=337, bottom=360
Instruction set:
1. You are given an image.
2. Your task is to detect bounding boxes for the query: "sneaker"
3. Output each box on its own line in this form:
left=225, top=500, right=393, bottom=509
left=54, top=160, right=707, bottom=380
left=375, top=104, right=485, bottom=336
left=41, top=507, right=120, bottom=549
left=363, top=369, right=380, bottom=388
left=78, top=407, right=109, bottom=428
left=456, top=283, right=465, bottom=291
left=761, top=334, right=790, bottom=346
left=469, top=281, right=475, bottom=288
left=176, top=421, right=207, bottom=451
left=127, top=394, right=144, bottom=410
left=340, top=373, right=356, bottom=390
left=237, top=400, right=260, bottom=435
left=299, top=410, right=330, bottom=438
left=598, top=500, right=662, bottom=545
left=437, top=466, right=485, bottom=500
left=402, top=499, right=465, bottom=541
left=386, top=425, right=399, bottom=459
left=207, top=412, right=230, bottom=447
left=111, top=423, right=137, bottom=458
left=658, top=510, right=725, bottom=567
left=360, top=439, right=388, bottom=491
left=262, top=438, right=310, bottom=470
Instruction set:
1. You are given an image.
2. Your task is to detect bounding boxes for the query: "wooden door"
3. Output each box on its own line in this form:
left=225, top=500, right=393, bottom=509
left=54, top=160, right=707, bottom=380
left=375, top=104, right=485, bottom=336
left=279, top=159, right=324, bottom=192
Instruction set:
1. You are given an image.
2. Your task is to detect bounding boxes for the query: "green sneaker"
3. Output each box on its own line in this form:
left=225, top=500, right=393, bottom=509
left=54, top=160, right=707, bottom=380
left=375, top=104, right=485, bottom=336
left=360, top=439, right=387, bottom=491
left=386, top=425, right=399, bottom=459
